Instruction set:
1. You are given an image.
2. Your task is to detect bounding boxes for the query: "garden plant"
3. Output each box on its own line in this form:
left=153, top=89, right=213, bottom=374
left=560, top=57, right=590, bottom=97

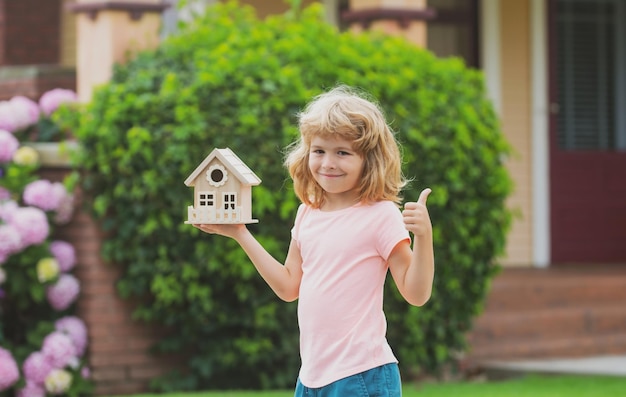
left=0, top=89, right=93, bottom=395
left=62, top=0, right=512, bottom=392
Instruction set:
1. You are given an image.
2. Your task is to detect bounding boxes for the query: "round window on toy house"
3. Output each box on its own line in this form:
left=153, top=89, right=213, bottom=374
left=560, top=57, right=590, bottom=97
left=206, top=164, right=228, bottom=187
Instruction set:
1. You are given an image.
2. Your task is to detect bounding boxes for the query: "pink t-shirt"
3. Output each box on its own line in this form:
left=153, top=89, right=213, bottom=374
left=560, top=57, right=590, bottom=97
left=291, top=200, right=410, bottom=388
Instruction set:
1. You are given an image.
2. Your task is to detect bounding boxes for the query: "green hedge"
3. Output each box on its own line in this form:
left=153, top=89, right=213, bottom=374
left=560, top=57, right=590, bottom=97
left=64, top=1, right=512, bottom=391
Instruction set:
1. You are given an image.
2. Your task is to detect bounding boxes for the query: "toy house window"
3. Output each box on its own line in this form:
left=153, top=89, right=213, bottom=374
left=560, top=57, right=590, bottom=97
left=206, top=164, right=228, bottom=187
left=199, top=192, right=214, bottom=207
left=223, top=193, right=236, bottom=210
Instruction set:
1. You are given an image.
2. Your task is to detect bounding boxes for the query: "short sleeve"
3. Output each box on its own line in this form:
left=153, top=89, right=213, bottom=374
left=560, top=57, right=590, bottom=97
left=375, top=202, right=410, bottom=260
left=290, top=204, right=307, bottom=243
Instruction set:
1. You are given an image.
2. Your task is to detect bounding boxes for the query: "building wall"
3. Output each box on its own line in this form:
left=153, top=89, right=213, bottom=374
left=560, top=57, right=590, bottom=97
left=0, top=0, right=61, bottom=65
left=0, top=1, right=75, bottom=101
left=499, top=0, right=533, bottom=266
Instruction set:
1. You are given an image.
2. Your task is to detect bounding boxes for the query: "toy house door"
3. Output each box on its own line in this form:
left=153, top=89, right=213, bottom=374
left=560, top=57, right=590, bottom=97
left=222, top=192, right=239, bottom=222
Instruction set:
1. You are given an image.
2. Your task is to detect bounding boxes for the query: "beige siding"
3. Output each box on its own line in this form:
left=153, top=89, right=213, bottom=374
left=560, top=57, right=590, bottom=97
left=60, top=0, right=77, bottom=67
left=499, top=0, right=533, bottom=266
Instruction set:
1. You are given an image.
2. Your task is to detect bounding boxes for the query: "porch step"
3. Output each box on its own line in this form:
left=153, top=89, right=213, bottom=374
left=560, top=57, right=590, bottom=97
left=483, top=274, right=626, bottom=312
left=468, top=333, right=626, bottom=361
left=466, top=265, right=626, bottom=364
left=469, top=305, right=626, bottom=342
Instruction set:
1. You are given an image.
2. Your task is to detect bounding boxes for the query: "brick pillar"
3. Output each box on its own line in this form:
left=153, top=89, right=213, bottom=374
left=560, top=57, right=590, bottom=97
left=0, top=0, right=61, bottom=65
left=38, top=152, right=179, bottom=396
left=58, top=202, right=177, bottom=395
left=342, top=0, right=436, bottom=48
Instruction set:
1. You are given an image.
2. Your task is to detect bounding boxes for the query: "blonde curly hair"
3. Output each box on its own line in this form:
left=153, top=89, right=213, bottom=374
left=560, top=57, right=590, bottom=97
left=285, top=85, right=407, bottom=208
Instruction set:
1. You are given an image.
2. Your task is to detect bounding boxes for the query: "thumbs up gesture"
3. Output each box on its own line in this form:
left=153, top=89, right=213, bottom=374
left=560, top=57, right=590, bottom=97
left=402, top=188, right=432, bottom=237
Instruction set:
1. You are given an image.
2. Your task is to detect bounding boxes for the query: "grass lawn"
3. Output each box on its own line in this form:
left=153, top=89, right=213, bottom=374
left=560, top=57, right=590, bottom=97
left=121, top=374, right=626, bottom=397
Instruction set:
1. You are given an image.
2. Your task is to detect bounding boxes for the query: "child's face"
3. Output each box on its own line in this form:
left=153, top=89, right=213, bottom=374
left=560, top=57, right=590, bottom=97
left=308, top=136, right=364, bottom=204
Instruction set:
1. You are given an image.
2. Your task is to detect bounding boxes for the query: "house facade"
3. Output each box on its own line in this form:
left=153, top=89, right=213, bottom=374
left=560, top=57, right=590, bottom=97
left=118, top=0, right=626, bottom=267
left=3, top=0, right=623, bottom=267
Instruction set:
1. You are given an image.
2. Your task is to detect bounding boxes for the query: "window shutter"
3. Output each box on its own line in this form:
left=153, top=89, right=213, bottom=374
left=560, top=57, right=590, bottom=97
left=556, top=0, right=624, bottom=150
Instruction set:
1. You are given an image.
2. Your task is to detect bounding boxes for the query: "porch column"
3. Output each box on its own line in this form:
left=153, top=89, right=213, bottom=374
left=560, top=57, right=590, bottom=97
left=68, top=0, right=168, bottom=102
left=342, top=0, right=436, bottom=48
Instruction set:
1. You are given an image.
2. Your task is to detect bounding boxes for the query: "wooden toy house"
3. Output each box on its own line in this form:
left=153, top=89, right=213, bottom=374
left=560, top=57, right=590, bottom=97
left=184, top=148, right=261, bottom=224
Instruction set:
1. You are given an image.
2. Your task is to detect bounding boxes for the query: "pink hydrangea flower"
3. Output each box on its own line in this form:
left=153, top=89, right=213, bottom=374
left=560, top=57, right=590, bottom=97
left=55, top=316, right=88, bottom=357
left=10, top=96, right=41, bottom=128
left=10, top=206, right=49, bottom=247
left=0, top=129, right=19, bottom=163
left=18, top=382, right=46, bottom=397
left=0, top=186, right=10, bottom=201
left=0, top=102, right=17, bottom=132
left=0, top=200, right=18, bottom=222
left=46, top=274, right=80, bottom=311
left=49, top=241, right=76, bottom=272
left=0, top=346, right=20, bottom=391
left=0, top=223, right=22, bottom=259
left=51, top=182, right=68, bottom=205
left=39, top=89, right=77, bottom=117
left=23, top=351, right=53, bottom=384
left=41, top=332, right=76, bottom=369
left=53, top=193, right=74, bottom=225
left=23, top=180, right=65, bottom=212
left=80, top=366, right=90, bottom=379
left=9, top=95, right=41, bottom=126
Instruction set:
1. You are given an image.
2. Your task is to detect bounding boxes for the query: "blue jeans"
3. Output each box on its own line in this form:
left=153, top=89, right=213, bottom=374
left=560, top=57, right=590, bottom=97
left=294, top=363, right=402, bottom=397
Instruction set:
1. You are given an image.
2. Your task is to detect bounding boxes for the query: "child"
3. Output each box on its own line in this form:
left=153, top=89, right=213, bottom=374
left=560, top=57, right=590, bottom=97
left=194, top=85, right=434, bottom=396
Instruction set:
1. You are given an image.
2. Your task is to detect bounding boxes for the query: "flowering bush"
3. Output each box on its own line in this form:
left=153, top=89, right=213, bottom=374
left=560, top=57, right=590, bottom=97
left=0, top=88, right=77, bottom=143
left=0, top=89, right=92, bottom=395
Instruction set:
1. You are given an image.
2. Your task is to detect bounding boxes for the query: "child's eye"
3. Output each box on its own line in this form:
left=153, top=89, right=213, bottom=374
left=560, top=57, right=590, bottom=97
left=312, top=149, right=324, bottom=154
left=338, top=151, right=351, bottom=156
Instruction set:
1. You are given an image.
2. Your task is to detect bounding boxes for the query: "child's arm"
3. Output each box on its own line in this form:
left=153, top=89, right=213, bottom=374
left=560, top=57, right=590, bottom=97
left=388, top=188, right=434, bottom=306
left=193, top=224, right=303, bottom=302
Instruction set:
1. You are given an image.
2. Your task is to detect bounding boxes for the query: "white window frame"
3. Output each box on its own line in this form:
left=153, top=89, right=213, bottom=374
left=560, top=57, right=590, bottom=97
left=223, top=192, right=236, bottom=210
left=198, top=191, right=215, bottom=207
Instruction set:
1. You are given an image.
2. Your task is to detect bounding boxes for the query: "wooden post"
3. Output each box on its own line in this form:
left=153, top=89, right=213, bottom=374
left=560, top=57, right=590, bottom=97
left=68, top=0, right=168, bottom=102
left=342, top=0, right=436, bottom=48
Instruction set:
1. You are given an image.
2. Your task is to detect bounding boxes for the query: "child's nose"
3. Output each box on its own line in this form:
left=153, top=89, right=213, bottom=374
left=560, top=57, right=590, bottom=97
left=322, top=156, right=336, bottom=169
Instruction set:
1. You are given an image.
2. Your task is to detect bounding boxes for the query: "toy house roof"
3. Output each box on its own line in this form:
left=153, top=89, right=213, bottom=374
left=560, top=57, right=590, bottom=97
left=184, top=148, right=261, bottom=187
